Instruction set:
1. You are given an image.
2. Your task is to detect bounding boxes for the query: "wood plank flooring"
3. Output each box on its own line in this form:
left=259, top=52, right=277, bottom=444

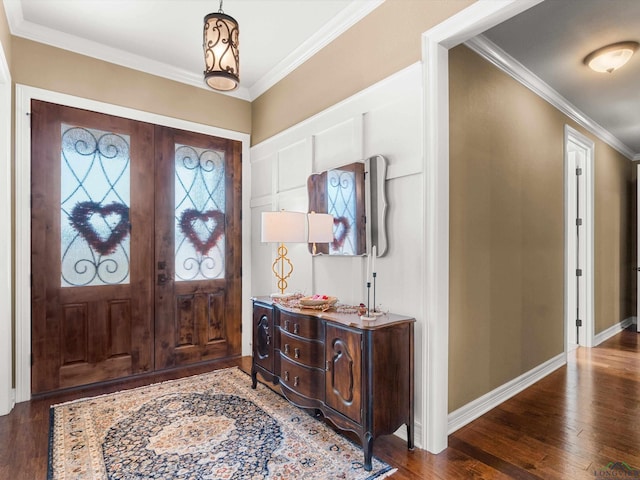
left=0, top=327, right=637, bottom=479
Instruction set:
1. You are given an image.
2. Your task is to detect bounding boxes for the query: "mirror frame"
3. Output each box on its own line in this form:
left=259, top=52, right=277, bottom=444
left=307, top=155, right=388, bottom=256
left=365, top=154, right=388, bottom=256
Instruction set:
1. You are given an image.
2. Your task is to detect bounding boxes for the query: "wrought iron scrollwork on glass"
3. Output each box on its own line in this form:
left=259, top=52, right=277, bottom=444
left=174, top=144, right=226, bottom=281
left=60, top=125, right=131, bottom=287
left=327, top=169, right=357, bottom=255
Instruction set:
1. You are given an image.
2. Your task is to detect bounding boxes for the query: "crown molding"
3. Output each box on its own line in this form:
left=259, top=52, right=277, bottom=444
left=249, top=0, right=385, bottom=100
left=466, top=35, right=637, bottom=161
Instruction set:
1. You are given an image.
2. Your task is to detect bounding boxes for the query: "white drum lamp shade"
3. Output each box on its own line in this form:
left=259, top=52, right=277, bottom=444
left=307, top=212, right=334, bottom=243
left=261, top=211, right=306, bottom=243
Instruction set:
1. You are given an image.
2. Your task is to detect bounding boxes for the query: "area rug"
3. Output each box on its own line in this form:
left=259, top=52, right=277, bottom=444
left=48, top=367, right=396, bottom=479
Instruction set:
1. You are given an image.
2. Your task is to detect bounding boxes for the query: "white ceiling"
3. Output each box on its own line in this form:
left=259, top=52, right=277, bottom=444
left=482, top=0, right=640, bottom=156
left=3, top=0, right=638, bottom=157
left=2, top=0, right=383, bottom=101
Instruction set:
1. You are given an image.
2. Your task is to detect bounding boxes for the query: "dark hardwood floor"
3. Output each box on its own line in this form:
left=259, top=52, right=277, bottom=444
left=1, top=327, right=638, bottom=479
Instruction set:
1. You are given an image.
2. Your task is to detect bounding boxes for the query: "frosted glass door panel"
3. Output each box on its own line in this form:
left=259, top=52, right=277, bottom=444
left=60, top=124, right=131, bottom=287
left=174, top=144, right=226, bottom=281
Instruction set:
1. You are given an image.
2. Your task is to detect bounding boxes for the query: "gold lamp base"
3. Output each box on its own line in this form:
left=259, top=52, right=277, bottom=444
left=272, top=242, right=294, bottom=295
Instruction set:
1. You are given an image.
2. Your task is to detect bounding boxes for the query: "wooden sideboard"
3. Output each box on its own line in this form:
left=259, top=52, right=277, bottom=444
left=251, top=297, right=415, bottom=471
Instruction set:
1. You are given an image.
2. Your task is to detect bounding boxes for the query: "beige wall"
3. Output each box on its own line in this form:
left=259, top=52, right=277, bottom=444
left=449, top=45, right=634, bottom=412
left=594, top=144, right=635, bottom=332
left=0, top=4, right=11, bottom=67
left=12, top=38, right=251, bottom=134
left=251, top=0, right=474, bottom=145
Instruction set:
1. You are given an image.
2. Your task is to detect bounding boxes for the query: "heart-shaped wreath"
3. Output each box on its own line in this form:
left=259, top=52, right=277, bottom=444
left=179, top=208, right=225, bottom=256
left=332, top=216, right=351, bottom=250
left=69, top=201, right=131, bottom=256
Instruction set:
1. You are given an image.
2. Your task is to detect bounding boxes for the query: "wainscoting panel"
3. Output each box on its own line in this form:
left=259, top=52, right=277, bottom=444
left=250, top=205, right=276, bottom=296
left=278, top=139, right=309, bottom=193
left=363, top=65, right=423, bottom=180
left=250, top=63, right=424, bottom=302
left=250, top=153, right=273, bottom=200
left=312, top=118, right=359, bottom=173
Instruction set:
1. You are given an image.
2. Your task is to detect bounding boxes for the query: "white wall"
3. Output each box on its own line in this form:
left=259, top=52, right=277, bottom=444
left=0, top=35, right=13, bottom=415
left=249, top=63, right=425, bottom=444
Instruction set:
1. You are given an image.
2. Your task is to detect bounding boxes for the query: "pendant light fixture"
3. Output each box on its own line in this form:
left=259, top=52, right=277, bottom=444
left=203, top=0, right=240, bottom=91
left=583, top=41, right=639, bottom=73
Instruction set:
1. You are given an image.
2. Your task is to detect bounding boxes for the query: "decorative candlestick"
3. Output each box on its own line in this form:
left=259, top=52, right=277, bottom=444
left=371, top=245, right=376, bottom=279
left=366, top=251, right=371, bottom=284
left=372, top=272, right=377, bottom=312
left=360, top=281, right=376, bottom=321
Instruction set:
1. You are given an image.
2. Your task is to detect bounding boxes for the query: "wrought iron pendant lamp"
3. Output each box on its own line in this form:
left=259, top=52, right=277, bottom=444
left=203, top=0, right=239, bottom=91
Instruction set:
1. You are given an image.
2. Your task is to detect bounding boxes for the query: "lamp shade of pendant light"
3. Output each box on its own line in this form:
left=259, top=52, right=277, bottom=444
left=583, top=41, right=639, bottom=73
left=203, top=1, right=239, bottom=91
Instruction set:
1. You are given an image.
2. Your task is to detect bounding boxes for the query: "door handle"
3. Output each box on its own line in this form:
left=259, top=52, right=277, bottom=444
left=157, top=273, right=168, bottom=285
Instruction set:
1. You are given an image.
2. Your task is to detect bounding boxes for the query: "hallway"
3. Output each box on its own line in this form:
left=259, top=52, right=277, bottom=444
left=384, top=325, right=640, bottom=478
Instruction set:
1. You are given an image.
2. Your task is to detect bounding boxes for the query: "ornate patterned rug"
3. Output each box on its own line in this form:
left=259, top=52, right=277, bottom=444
left=48, top=367, right=396, bottom=479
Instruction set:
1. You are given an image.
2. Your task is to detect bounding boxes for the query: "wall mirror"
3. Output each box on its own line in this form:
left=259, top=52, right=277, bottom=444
left=307, top=155, right=388, bottom=256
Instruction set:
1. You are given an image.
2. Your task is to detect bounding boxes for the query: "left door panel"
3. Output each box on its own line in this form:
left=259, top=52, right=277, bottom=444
left=31, top=100, right=154, bottom=394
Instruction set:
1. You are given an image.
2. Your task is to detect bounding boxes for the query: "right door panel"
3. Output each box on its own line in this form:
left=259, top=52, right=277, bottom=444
left=154, top=126, right=242, bottom=369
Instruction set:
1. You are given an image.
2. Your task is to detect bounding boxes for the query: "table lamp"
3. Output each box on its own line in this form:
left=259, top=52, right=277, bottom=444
left=261, top=210, right=306, bottom=296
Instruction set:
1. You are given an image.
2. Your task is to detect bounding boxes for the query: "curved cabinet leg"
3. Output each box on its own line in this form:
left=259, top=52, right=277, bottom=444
left=362, top=433, right=374, bottom=471
left=251, top=366, right=258, bottom=389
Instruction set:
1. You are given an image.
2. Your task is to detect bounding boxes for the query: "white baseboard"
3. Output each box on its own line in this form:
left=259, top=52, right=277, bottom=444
left=447, top=353, right=566, bottom=434
left=593, top=317, right=635, bottom=346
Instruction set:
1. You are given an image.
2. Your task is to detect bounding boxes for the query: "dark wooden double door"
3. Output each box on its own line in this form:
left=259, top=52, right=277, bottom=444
left=31, top=100, right=242, bottom=394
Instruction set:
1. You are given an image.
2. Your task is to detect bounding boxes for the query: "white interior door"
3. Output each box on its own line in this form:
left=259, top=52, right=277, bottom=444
left=637, top=164, right=640, bottom=332
left=566, top=150, right=578, bottom=347
left=575, top=151, right=588, bottom=345
left=566, top=147, right=587, bottom=347
left=565, top=126, right=594, bottom=349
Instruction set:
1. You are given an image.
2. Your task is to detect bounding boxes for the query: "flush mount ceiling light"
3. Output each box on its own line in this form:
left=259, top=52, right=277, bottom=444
left=583, top=41, right=639, bottom=73
left=203, top=0, right=239, bottom=91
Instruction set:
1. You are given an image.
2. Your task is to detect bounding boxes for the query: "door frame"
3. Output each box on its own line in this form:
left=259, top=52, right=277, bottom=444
left=0, top=41, right=13, bottom=415
left=14, top=84, right=251, bottom=402
left=637, top=164, right=640, bottom=333
left=563, top=125, right=595, bottom=350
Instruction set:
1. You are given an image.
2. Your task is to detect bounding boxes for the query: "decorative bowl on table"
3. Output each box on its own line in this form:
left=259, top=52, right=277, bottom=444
left=299, top=295, right=338, bottom=307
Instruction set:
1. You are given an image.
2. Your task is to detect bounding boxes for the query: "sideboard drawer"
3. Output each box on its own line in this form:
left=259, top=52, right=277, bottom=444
left=280, top=354, right=324, bottom=400
left=280, top=331, right=324, bottom=369
left=279, top=311, right=322, bottom=339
